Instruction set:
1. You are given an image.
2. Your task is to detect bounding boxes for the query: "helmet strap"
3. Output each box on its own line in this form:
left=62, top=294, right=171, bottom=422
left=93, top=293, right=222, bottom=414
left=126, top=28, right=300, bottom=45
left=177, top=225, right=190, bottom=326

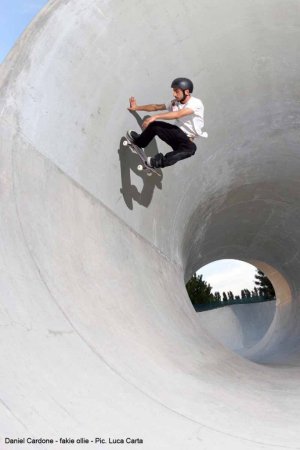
left=180, top=90, right=189, bottom=103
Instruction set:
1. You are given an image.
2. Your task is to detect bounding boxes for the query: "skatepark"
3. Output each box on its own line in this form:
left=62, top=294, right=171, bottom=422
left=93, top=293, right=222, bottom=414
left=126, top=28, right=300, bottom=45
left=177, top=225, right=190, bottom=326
left=1, top=0, right=300, bottom=448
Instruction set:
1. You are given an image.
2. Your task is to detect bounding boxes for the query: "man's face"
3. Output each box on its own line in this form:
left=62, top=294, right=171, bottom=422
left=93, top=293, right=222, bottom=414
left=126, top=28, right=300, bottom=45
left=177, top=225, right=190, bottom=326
left=173, top=88, right=188, bottom=102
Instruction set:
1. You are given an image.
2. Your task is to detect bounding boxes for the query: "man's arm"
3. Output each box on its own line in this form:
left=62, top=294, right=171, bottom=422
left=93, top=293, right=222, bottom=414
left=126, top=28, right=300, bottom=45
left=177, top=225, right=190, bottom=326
left=128, top=96, right=166, bottom=112
left=142, top=108, right=194, bottom=128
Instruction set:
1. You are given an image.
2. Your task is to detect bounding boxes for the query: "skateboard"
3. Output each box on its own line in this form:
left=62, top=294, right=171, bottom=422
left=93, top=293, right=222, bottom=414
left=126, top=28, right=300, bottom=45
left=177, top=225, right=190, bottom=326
left=123, top=139, right=161, bottom=177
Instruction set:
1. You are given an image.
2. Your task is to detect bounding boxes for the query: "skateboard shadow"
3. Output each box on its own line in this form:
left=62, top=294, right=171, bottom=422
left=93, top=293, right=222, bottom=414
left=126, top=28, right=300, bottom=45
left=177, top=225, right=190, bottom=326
left=119, top=112, right=163, bottom=210
left=118, top=137, right=162, bottom=210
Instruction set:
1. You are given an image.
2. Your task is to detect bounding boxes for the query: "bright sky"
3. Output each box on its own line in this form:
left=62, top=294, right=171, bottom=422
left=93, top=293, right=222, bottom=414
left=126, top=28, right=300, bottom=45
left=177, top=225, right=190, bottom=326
left=0, top=0, right=48, bottom=62
left=198, top=259, right=257, bottom=297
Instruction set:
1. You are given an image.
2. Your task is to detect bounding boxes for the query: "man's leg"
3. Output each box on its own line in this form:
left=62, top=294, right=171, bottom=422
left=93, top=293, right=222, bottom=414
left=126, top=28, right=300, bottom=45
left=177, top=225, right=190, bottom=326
left=148, top=124, right=197, bottom=168
left=134, top=121, right=178, bottom=148
left=133, top=121, right=197, bottom=168
left=158, top=142, right=197, bottom=167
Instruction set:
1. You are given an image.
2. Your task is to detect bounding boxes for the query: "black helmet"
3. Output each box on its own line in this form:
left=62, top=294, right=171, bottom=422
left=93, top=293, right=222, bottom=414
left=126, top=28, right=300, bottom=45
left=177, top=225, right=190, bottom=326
left=171, top=77, right=194, bottom=93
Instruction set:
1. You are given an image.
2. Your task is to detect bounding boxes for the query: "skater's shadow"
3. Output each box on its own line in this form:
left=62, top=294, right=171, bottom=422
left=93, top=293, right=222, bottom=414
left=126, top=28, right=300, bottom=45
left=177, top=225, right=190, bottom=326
left=119, top=112, right=163, bottom=210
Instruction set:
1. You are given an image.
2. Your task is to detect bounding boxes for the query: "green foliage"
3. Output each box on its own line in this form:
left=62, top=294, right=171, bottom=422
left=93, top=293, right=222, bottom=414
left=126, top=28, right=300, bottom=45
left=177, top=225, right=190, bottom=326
left=186, top=268, right=276, bottom=311
left=241, top=289, right=251, bottom=298
left=228, top=291, right=234, bottom=301
left=254, top=270, right=275, bottom=299
left=214, top=292, right=221, bottom=301
left=186, top=274, right=214, bottom=306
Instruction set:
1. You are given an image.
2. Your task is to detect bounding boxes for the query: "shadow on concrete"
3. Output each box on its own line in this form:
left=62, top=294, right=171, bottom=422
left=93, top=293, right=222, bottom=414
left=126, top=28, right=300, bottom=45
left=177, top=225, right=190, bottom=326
left=119, top=112, right=163, bottom=210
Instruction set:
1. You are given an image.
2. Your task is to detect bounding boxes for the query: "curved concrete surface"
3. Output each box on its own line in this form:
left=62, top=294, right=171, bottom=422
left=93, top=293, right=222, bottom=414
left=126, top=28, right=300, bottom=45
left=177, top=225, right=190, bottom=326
left=1, top=0, right=300, bottom=448
left=198, top=300, right=276, bottom=354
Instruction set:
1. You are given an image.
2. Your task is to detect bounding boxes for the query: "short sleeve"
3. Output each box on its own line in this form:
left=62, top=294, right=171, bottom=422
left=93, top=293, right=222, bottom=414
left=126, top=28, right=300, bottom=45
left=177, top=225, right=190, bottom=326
left=187, top=98, right=204, bottom=116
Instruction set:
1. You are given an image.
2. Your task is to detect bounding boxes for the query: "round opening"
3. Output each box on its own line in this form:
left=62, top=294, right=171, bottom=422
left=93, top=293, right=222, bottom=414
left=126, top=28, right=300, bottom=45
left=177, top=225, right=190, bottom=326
left=186, top=259, right=293, bottom=364
left=187, top=259, right=275, bottom=312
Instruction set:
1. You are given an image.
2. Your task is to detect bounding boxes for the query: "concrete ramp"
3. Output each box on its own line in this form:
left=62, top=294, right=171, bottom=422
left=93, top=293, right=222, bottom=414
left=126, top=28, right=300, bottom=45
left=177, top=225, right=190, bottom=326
left=1, top=1, right=300, bottom=448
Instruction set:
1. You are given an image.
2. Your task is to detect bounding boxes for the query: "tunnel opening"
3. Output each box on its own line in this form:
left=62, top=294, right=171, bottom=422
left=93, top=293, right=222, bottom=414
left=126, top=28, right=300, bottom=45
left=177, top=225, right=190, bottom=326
left=185, top=259, right=277, bottom=356
left=184, top=257, right=297, bottom=365
left=180, top=179, right=299, bottom=365
left=186, top=259, right=276, bottom=313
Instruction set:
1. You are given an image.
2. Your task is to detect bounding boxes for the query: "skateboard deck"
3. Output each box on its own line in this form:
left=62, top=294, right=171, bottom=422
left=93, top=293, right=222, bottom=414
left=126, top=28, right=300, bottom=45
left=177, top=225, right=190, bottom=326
left=123, top=139, right=161, bottom=177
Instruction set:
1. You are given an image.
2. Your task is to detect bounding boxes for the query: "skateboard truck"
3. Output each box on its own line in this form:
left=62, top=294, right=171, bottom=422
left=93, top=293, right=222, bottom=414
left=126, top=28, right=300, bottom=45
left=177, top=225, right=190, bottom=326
left=123, top=139, right=160, bottom=177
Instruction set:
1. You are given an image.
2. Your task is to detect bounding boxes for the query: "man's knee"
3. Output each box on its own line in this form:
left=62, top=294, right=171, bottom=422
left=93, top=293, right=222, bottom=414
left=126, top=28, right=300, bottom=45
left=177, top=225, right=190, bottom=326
left=179, top=142, right=197, bottom=155
left=188, top=142, right=197, bottom=156
left=148, top=121, right=163, bottom=132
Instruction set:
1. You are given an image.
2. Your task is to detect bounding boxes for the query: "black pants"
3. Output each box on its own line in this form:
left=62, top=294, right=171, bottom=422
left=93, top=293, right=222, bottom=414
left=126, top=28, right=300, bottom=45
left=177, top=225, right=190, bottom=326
left=134, top=121, right=197, bottom=168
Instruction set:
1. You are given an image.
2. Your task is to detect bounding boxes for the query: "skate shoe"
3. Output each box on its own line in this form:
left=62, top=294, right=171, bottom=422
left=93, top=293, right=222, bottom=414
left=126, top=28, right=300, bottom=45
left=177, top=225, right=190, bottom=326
left=126, top=130, right=140, bottom=144
left=146, top=156, right=154, bottom=168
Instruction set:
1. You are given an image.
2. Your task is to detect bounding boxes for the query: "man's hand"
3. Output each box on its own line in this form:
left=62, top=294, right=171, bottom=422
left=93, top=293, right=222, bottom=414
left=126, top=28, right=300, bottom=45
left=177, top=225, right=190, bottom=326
left=142, top=116, right=156, bottom=129
left=128, top=99, right=167, bottom=113
left=128, top=96, right=138, bottom=111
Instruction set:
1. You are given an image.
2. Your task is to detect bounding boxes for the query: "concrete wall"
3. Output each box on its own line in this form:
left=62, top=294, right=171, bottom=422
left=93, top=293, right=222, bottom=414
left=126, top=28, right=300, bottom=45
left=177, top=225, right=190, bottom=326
left=1, top=1, right=300, bottom=448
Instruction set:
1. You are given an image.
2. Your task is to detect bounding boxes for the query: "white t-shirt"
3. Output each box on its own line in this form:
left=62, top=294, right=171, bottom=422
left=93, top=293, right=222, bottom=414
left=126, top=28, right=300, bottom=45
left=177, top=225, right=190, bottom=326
left=166, top=96, right=205, bottom=138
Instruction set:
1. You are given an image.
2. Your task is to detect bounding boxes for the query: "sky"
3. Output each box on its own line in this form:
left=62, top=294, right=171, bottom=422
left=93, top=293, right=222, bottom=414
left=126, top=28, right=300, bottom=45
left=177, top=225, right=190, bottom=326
left=0, top=2, right=258, bottom=297
left=0, top=0, right=48, bottom=63
left=198, top=259, right=257, bottom=297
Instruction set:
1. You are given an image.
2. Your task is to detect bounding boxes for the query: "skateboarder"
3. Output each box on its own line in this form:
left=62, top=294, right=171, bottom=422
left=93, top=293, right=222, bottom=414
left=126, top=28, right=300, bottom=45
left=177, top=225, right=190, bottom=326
left=127, top=78, right=207, bottom=169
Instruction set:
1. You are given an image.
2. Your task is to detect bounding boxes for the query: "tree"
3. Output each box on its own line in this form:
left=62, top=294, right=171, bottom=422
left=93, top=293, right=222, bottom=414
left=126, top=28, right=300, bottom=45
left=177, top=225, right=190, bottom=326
left=227, top=291, right=234, bottom=301
left=214, top=292, right=221, bottom=302
left=244, top=289, right=251, bottom=298
left=186, top=274, right=214, bottom=306
left=222, top=292, right=228, bottom=302
left=254, top=270, right=275, bottom=299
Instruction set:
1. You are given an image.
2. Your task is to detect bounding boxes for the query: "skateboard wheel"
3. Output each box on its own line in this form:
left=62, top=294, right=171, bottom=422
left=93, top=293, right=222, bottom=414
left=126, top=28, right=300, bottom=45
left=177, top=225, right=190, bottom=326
left=123, top=140, right=128, bottom=146
left=137, top=164, right=143, bottom=171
